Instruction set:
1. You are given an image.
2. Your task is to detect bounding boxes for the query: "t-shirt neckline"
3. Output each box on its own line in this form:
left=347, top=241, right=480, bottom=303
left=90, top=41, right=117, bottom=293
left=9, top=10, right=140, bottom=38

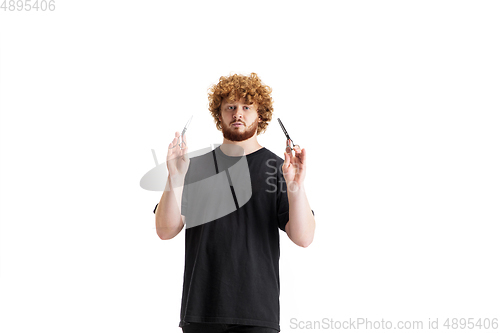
left=215, top=145, right=267, bottom=159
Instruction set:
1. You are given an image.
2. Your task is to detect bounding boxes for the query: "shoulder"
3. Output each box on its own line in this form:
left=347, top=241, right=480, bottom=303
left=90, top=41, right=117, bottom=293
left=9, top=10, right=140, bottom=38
left=253, top=147, right=283, bottom=161
left=187, top=147, right=215, bottom=163
left=248, top=148, right=286, bottom=178
left=184, top=147, right=217, bottom=177
left=254, top=147, right=284, bottom=166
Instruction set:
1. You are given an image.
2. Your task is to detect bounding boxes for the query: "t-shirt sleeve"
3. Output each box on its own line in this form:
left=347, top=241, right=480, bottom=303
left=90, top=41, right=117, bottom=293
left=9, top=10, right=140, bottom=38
left=277, top=162, right=289, bottom=232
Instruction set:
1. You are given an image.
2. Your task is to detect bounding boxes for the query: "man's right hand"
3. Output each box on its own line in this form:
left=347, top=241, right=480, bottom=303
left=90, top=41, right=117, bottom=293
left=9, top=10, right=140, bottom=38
left=167, top=131, right=190, bottom=179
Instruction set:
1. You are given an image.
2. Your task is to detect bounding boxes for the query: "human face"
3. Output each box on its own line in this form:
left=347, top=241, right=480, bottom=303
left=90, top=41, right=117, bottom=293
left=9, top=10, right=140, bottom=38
left=219, top=97, right=261, bottom=142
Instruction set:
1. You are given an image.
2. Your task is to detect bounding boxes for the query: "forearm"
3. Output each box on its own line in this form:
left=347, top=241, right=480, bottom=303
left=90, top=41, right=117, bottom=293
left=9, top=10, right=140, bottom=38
left=286, top=184, right=315, bottom=247
left=155, top=175, right=185, bottom=240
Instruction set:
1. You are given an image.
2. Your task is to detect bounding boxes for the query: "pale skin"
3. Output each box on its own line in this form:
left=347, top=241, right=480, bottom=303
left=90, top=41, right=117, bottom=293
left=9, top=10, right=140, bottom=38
left=155, top=97, right=315, bottom=247
left=282, top=139, right=316, bottom=247
left=218, top=97, right=263, bottom=155
left=154, top=130, right=189, bottom=240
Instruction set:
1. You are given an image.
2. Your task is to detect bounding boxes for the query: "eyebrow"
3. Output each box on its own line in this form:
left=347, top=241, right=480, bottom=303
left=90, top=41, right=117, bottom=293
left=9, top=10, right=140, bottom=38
left=224, top=102, right=254, bottom=106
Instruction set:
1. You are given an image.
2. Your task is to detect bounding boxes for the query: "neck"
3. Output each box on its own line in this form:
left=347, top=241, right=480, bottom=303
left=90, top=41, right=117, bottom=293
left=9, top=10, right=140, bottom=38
left=220, top=135, right=263, bottom=156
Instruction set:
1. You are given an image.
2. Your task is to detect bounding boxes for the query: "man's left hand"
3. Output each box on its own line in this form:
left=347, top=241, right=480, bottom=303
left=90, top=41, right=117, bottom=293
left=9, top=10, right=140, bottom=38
left=282, top=139, right=306, bottom=190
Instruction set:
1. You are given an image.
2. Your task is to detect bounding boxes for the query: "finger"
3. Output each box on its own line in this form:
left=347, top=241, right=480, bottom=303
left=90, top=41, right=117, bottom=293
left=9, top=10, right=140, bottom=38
left=181, top=142, right=189, bottom=156
left=295, top=147, right=305, bottom=163
left=167, top=142, right=174, bottom=156
left=171, top=133, right=179, bottom=146
left=180, top=133, right=188, bottom=152
left=168, top=132, right=181, bottom=155
left=168, top=133, right=178, bottom=154
left=289, top=140, right=298, bottom=156
left=300, top=147, right=306, bottom=163
left=285, top=140, right=292, bottom=155
left=283, top=152, right=290, bottom=171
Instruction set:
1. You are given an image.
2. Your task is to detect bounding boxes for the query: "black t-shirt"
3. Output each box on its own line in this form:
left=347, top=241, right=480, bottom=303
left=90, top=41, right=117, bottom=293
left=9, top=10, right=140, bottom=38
left=154, top=146, right=289, bottom=331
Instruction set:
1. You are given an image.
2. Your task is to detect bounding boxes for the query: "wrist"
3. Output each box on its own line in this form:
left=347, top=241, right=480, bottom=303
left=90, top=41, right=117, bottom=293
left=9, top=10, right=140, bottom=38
left=285, top=180, right=305, bottom=194
left=168, top=174, right=185, bottom=188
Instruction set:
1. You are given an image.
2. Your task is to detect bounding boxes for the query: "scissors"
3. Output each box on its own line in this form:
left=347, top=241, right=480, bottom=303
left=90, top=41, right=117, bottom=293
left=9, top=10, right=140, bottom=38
left=277, top=118, right=300, bottom=155
left=170, top=115, right=193, bottom=150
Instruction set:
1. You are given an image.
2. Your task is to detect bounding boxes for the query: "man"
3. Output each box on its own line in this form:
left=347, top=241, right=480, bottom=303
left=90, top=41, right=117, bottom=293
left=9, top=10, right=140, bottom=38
left=154, top=73, right=315, bottom=333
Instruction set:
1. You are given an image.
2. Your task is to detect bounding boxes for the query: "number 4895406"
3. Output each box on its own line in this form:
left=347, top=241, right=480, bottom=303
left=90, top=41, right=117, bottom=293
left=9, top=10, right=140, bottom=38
left=1, top=0, right=56, bottom=11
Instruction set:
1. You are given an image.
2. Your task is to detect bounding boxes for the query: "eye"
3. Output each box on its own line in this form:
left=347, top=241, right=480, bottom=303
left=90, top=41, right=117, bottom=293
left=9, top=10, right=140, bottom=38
left=228, top=106, right=234, bottom=110
left=244, top=106, right=250, bottom=110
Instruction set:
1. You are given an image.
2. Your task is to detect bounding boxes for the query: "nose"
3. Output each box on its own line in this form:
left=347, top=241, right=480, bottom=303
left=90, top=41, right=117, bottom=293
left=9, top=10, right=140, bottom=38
left=232, top=107, right=244, bottom=119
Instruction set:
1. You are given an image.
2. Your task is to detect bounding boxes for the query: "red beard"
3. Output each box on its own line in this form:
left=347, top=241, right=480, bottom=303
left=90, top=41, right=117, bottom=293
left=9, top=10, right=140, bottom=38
left=221, top=118, right=259, bottom=142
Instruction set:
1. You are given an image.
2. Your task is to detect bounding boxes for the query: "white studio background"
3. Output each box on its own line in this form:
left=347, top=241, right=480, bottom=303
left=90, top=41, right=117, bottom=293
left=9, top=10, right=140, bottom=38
left=1, top=1, right=499, bottom=332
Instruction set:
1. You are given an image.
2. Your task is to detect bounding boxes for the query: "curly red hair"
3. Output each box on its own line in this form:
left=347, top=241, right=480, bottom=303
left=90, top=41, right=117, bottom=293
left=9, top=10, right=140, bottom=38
left=208, top=72, right=274, bottom=135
